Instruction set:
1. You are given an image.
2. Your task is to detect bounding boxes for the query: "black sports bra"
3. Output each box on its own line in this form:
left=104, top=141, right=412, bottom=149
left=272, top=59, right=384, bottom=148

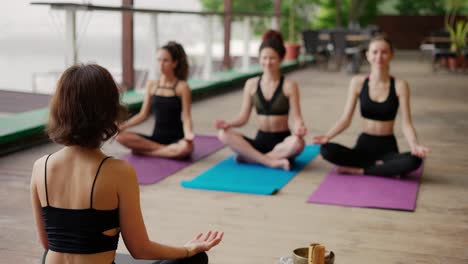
left=252, top=76, right=289, bottom=115
left=360, top=77, right=399, bottom=121
left=41, top=155, right=120, bottom=254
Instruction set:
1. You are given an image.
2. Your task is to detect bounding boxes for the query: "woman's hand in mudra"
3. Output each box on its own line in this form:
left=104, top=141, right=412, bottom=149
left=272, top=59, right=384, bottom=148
left=184, top=231, right=224, bottom=257
left=214, top=120, right=230, bottom=130
left=411, top=144, right=429, bottom=158
left=184, top=132, right=195, bottom=141
left=313, top=135, right=329, bottom=145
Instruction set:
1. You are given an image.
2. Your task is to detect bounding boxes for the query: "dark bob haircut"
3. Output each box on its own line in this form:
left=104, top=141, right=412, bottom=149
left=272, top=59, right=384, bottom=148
left=47, top=63, right=127, bottom=148
left=259, top=29, right=286, bottom=59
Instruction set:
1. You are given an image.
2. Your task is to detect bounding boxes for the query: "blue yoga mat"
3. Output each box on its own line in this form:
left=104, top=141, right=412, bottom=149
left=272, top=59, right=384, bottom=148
left=181, top=145, right=320, bottom=195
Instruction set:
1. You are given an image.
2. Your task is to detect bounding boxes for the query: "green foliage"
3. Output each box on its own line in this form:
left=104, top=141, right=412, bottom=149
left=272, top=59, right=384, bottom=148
left=394, top=0, right=446, bottom=15
left=200, top=0, right=318, bottom=42
left=447, top=20, right=468, bottom=53
left=200, top=0, right=272, bottom=13
left=281, top=0, right=319, bottom=42
left=313, top=0, right=381, bottom=29
left=392, top=0, right=468, bottom=15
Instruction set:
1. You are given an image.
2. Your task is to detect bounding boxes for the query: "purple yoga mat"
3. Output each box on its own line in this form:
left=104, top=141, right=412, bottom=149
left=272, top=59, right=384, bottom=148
left=307, top=166, right=423, bottom=211
left=122, top=135, right=224, bottom=185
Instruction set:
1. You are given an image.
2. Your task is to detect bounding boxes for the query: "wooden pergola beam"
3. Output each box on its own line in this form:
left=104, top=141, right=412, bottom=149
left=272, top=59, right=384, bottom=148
left=122, top=0, right=134, bottom=90
left=223, top=0, right=232, bottom=70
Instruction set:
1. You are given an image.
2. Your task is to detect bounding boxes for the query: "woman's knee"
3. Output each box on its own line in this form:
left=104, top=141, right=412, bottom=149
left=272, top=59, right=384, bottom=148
left=290, top=135, right=305, bottom=154
left=116, top=132, right=129, bottom=144
left=320, top=143, right=336, bottom=160
left=217, top=129, right=228, bottom=143
left=176, top=140, right=193, bottom=158
left=406, top=155, right=422, bottom=170
left=217, top=129, right=234, bottom=144
left=187, top=252, right=208, bottom=264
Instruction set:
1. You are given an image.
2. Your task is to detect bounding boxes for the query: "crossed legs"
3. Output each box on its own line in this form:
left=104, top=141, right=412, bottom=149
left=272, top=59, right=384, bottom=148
left=320, top=142, right=422, bottom=177
left=217, top=129, right=304, bottom=170
left=116, top=131, right=193, bottom=159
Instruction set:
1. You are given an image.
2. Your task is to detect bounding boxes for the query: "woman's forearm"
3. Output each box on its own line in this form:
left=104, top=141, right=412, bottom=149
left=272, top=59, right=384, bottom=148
left=403, top=124, right=418, bottom=147
left=226, top=116, right=247, bottom=128
left=121, top=114, right=145, bottom=130
left=183, top=118, right=193, bottom=136
left=325, top=119, right=350, bottom=140
left=135, top=240, right=189, bottom=260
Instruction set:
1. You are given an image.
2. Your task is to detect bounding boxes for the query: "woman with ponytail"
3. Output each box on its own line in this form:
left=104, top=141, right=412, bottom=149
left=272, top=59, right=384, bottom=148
left=215, top=30, right=307, bottom=170
left=117, top=41, right=194, bottom=159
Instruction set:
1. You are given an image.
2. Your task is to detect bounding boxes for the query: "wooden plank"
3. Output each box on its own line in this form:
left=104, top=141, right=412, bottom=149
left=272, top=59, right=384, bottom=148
left=1, top=52, right=468, bottom=263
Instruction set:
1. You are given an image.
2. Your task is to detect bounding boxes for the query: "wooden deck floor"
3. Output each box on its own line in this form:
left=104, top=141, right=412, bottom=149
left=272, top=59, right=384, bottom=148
left=0, top=90, right=51, bottom=114
left=1, top=52, right=468, bottom=263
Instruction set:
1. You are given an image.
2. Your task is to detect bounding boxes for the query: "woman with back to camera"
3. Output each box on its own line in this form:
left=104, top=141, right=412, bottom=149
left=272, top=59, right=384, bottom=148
left=215, top=30, right=307, bottom=171
left=313, top=35, right=429, bottom=177
left=30, top=63, right=223, bottom=264
left=117, top=41, right=194, bottom=159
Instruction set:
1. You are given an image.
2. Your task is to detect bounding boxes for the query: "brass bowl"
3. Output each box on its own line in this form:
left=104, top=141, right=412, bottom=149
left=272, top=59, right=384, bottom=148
left=292, top=248, right=335, bottom=264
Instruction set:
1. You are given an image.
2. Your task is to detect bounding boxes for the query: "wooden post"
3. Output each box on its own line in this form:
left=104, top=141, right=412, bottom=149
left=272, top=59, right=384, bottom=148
left=148, top=14, right=159, bottom=80
left=122, top=0, right=134, bottom=90
left=241, top=17, right=251, bottom=72
left=64, top=8, right=77, bottom=66
left=203, top=15, right=213, bottom=80
left=273, top=0, right=281, bottom=30
left=223, top=0, right=232, bottom=70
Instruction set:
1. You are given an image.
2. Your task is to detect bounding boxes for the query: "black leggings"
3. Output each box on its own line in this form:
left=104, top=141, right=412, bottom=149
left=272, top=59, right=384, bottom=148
left=43, top=250, right=208, bottom=264
left=243, top=130, right=291, bottom=154
left=320, top=133, right=422, bottom=177
left=150, top=252, right=208, bottom=264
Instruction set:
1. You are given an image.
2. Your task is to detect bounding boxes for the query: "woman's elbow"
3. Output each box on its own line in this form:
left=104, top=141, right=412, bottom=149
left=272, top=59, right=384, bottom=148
left=401, top=123, right=414, bottom=133
left=340, top=119, right=351, bottom=129
left=128, top=245, right=147, bottom=259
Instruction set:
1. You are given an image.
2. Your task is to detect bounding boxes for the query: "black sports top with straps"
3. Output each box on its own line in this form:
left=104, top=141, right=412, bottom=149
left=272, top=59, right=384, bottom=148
left=41, top=155, right=120, bottom=254
left=360, top=77, right=399, bottom=121
left=252, top=76, right=289, bottom=116
left=150, top=80, right=184, bottom=140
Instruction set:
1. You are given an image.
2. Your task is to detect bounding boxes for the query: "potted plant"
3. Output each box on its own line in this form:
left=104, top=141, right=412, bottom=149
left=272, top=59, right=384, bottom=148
left=284, top=0, right=301, bottom=60
left=446, top=20, right=468, bottom=70
left=444, top=0, right=468, bottom=70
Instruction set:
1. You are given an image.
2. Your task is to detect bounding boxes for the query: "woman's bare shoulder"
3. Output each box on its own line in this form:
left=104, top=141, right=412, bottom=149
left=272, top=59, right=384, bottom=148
left=244, top=76, right=259, bottom=94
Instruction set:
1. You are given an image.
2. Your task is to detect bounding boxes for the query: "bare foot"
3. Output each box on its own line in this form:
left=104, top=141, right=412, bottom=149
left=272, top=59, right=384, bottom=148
left=131, top=149, right=144, bottom=156
left=337, top=166, right=364, bottom=175
left=270, top=158, right=290, bottom=171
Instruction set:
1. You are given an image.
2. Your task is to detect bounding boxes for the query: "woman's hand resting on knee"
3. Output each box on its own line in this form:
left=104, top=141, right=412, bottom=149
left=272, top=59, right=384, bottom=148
left=294, top=123, right=308, bottom=137
left=214, top=120, right=230, bottom=130
left=410, top=144, right=429, bottom=158
left=313, top=135, right=329, bottom=145
left=184, top=231, right=224, bottom=257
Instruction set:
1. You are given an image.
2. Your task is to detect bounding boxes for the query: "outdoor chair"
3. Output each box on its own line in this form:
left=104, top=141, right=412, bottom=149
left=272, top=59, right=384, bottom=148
left=329, top=30, right=363, bottom=73
left=430, top=30, right=457, bottom=72
left=302, top=29, right=329, bottom=69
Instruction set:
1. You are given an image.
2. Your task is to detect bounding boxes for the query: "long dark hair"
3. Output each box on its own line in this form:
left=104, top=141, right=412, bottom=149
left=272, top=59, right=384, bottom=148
left=259, top=30, right=286, bottom=59
left=161, top=41, right=189, bottom=80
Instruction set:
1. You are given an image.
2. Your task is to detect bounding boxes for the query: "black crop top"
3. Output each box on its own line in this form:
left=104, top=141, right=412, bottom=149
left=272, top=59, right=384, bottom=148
left=360, top=77, right=399, bottom=121
left=41, top=155, right=120, bottom=254
left=252, top=76, right=289, bottom=115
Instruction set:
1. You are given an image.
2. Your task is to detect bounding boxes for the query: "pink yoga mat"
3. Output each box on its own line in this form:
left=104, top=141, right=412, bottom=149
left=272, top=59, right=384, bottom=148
left=307, top=166, right=423, bottom=211
left=122, top=135, right=224, bottom=185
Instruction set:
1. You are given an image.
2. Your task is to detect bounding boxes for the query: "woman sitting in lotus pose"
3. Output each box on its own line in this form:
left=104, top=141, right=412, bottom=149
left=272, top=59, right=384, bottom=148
left=314, top=36, right=428, bottom=177
left=215, top=30, right=307, bottom=170
left=117, top=41, right=194, bottom=159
